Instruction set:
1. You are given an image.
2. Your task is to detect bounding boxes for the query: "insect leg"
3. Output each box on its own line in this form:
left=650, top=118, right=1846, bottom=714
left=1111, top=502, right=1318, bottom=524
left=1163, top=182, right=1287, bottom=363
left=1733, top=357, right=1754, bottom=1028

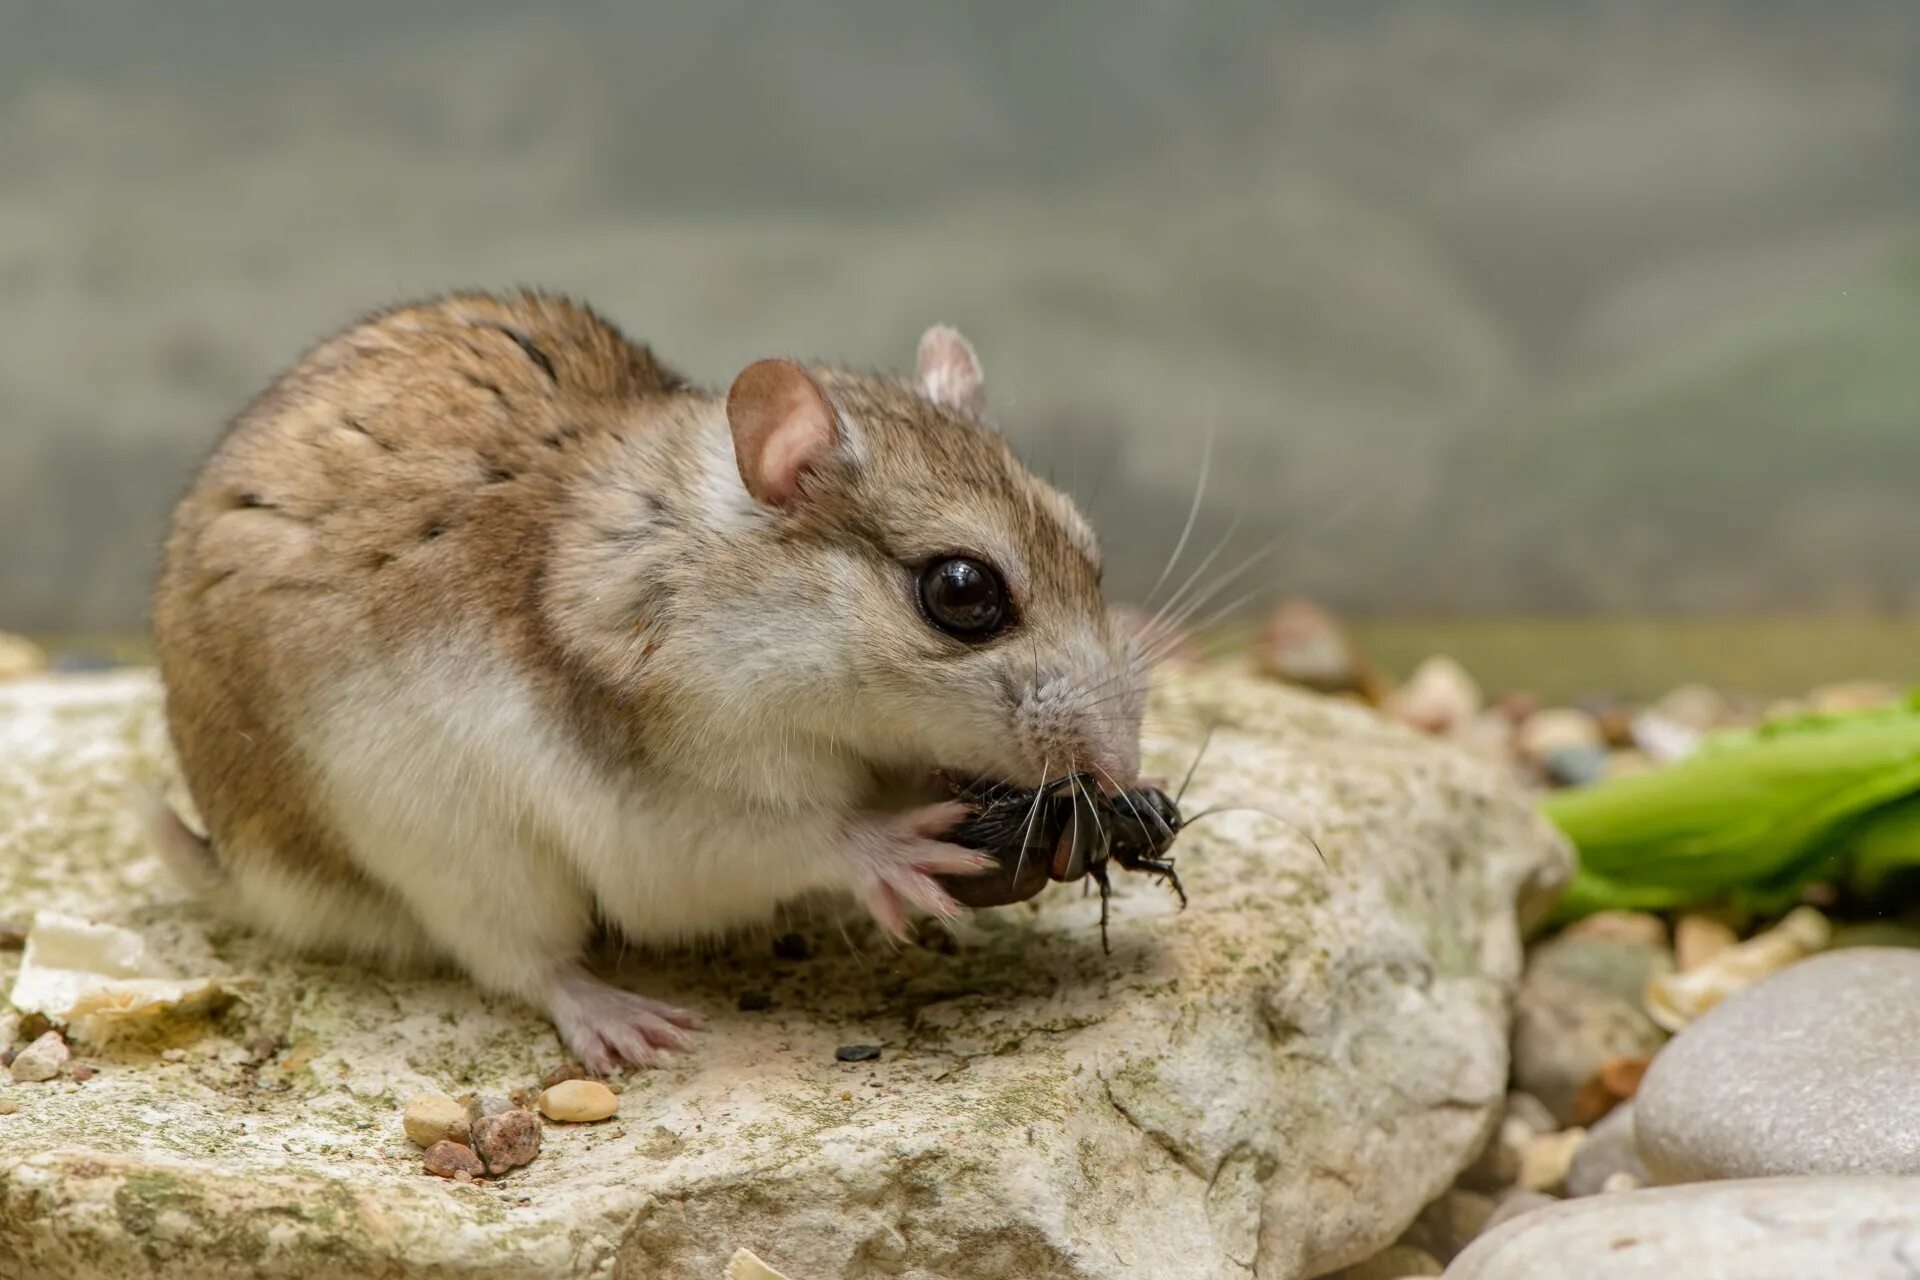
left=1090, top=861, right=1114, bottom=954
left=1113, top=850, right=1188, bottom=909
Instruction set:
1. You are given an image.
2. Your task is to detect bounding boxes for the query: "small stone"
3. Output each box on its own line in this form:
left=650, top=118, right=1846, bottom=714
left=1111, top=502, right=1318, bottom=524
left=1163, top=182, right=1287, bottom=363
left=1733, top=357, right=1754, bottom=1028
left=1504, top=1091, right=1558, bottom=1136
left=1327, top=1243, right=1442, bottom=1278
left=1480, top=1189, right=1555, bottom=1236
left=1398, top=1187, right=1495, bottom=1262
left=1511, top=934, right=1671, bottom=1126
left=1807, top=681, right=1900, bottom=715
left=1543, top=744, right=1608, bottom=789
left=453, top=1169, right=474, bottom=1184
left=1649, top=683, right=1731, bottom=733
left=1572, top=1054, right=1651, bottom=1126
left=1636, top=947, right=1920, bottom=1182
left=464, top=1094, right=512, bottom=1124
left=1447, top=1177, right=1920, bottom=1279
left=1563, top=912, right=1667, bottom=950
left=538, top=1079, right=619, bottom=1123
left=772, top=933, right=809, bottom=961
left=540, top=1063, right=588, bottom=1090
left=160, top=1048, right=187, bottom=1063
left=1644, top=905, right=1829, bottom=1032
left=0, top=1098, right=18, bottom=1115
left=1516, top=709, right=1603, bottom=769
left=403, top=1094, right=471, bottom=1149
left=835, top=1044, right=881, bottom=1063
left=1673, top=914, right=1737, bottom=972
left=1517, top=1129, right=1585, bottom=1192
left=0, top=631, right=47, bottom=681
left=243, top=1033, right=280, bottom=1063
left=9, top=1031, right=70, bottom=1084
left=1255, top=600, right=1376, bottom=698
left=1593, top=706, right=1635, bottom=749
left=422, top=1140, right=486, bottom=1180
left=1629, top=712, right=1700, bottom=764
left=0, top=919, right=26, bottom=950
left=68, top=1063, right=95, bottom=1083
left=736, top=991, right=773, bottom=1012
left=1599, top=1172, right=1641, bottom=1193
left=1564, top=1101, right=1649, bottom=1197
left=1386, top=656, right=1482, bottom=736
left=470, top=1108, right=541, bottom=1175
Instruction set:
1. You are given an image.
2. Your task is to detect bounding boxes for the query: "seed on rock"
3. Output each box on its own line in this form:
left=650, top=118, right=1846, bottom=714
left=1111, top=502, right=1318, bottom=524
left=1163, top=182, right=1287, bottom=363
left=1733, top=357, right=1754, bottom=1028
left=403, top=1093, right=471, bottom=1148
left=540, top=1063, right=587, bottom=1090
left=9, top=1031, right=69, bottom=1084
left=835, top=1044, right=881, bottom=1063
left=539, top=1079, right=620, bottom=1123
left=772, top=933, right=809, bottom=961
left=421, top=1139, right=485, bottom=1180
left=737, top=991, right=773, bottom=1012
left=0, top=1098, right=18, bottom=1115
left=471, top=1108, right=541, bottom=1174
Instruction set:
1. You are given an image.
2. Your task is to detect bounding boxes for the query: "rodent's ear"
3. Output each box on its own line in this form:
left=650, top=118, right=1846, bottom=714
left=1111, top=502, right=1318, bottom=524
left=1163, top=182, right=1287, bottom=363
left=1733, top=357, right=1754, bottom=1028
left=726, top=358, right=844, bottom=509
left=916, top=325, right=986, bottom=417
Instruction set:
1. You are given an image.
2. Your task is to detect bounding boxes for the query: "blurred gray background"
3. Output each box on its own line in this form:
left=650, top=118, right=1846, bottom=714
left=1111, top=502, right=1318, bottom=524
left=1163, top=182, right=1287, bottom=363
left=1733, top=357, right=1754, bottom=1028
left=3, top=0, right=1918, bottom=640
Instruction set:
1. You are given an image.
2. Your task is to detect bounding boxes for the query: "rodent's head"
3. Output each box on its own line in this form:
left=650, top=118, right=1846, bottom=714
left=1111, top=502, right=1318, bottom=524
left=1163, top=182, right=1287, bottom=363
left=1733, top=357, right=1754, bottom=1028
left=665, top=328, right=1145, bottom=794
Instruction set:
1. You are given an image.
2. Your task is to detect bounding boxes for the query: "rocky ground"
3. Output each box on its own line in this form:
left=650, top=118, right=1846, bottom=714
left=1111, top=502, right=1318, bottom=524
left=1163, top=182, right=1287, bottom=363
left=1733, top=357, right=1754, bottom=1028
left=2, top=621, right=1916, bottom=1278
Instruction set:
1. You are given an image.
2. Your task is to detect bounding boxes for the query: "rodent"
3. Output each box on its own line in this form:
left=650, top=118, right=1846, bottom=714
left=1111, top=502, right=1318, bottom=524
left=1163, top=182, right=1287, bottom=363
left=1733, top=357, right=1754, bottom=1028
left=150, top=290, right=1146, bottom=1073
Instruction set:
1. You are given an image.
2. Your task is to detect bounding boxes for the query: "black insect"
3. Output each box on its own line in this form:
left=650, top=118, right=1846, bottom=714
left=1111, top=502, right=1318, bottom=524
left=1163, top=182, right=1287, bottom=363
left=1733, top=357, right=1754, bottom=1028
left=939, top=751, right=1211, bottom=953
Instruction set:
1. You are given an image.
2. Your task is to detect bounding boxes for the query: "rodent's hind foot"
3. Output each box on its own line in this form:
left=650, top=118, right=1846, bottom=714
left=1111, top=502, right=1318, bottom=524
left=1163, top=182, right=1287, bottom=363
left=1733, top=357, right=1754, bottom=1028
left=842, top=802, right=996, bottom=939
left=546, top=966, right=697, bottom=1075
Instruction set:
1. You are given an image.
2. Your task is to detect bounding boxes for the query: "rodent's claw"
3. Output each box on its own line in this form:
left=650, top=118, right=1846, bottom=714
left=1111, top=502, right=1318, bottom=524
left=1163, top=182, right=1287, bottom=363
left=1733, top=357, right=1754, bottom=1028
left=844, top=804, right=995, bottom=939
left=547, top=966, right=696, bottom=1074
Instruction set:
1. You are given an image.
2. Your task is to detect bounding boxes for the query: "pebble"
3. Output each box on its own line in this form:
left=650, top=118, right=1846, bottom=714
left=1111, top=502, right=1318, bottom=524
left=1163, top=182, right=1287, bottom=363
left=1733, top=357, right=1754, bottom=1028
left=403, top=1094, right=471, bottom=1149
left=1643, top=905, right=1828, bottom=1032
left=1510, top=934, right=1670, bottom=1126
left=540, top=1063, right=588, bottom=1090
left=470, top=1108, right=542, bottom=1175
left=1327, top=1244, right=1442, bottom=1278
left=0, top=1098, right=18, bottom=1115
left=1562, top=912, right=1666, bottom=949
left=1503, top=1092, right=1557, bottom=1135
left=1599, top=1172, right=1641, bottom=1193
left=1447, top=1177, right=1920, bottom=1280
left=1542, top=744, right=1608, bottom=788
left=0, top=631, right=47, bottom=681
left=1255, top=600, right=1375, bottom=698
left=1386, top=656, right=1481, bottom=736
left=1636, top=947, right=1920, bottom=1182
left=68, top=1063, right=95, bottom=1083
left=835, top=1044, right=881, bottom=1063
left=1648, top=683, right=1732, bottom=733
left=1397, top=1187, right=1494, bottom=1263
left=1672, top=914, right=1737, bottom=972
left=1570, top=1055, right=1649, bottom=1126
left=464, top=1094, right=512, bottom=1124
left=1628, top=712, right=1700, bottom=764
left=1479, top=1189, right=1555, bottom=1235
left=1515, top=708, right=1602, bottom=767
left=1564, top=1101, right=1649, bottom=1197
left=9, top=1031, right=70, bottom=1084
left=538, top=1079, right=619, bottom=1123
left=421, top=1140, right=486, bottom=1180
left=1517, top=1128, right=1585, bottom=1192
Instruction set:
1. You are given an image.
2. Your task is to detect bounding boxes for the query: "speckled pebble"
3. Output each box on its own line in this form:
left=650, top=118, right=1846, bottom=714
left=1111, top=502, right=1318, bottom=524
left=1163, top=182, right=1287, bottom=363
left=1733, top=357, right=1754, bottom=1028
left=1636, top=947, right=1920, bottom=1181
left=539, top=1079, right=619, bottom=1123
left=835, top=1044, right=881, bottom=1063
left=463, top=1094, right=512, bottom=1124
left=421, top=1140, right=485, bottom=1180
left=403, top=1094, right=471, bottom=1149
left=8, top=1031, right=69, bottom=1083
left=470, top=1108, right=541, bottom=1174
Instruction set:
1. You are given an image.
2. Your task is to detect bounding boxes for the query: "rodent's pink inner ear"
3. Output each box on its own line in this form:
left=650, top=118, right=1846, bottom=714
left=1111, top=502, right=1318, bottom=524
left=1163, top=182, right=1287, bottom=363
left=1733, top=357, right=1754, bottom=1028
left=725, top=358, right=842, bottom=509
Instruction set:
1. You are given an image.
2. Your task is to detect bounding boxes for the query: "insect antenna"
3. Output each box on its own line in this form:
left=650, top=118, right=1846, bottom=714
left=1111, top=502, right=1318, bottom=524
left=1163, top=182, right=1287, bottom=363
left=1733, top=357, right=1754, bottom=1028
left=1181, top=804, right=1327, bottom=866
left=1175, top=725, right=1217, bottom=807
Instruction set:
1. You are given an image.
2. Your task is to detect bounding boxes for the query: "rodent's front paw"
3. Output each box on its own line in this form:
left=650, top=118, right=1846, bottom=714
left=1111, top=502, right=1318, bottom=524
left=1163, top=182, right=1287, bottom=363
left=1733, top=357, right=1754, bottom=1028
left=546, top=966, right=698, bottom=1075
left=843, top=802, right=995, bottom=938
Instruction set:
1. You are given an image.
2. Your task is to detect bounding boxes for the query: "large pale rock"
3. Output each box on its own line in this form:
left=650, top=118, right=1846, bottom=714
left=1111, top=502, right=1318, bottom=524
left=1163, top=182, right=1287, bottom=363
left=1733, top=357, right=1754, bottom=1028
left=0, top=671, right=1569, bottom=1280
left=1635, top=947, right=1920, bottom=1182
left=1445, top=1177, right=1920, bottom=1279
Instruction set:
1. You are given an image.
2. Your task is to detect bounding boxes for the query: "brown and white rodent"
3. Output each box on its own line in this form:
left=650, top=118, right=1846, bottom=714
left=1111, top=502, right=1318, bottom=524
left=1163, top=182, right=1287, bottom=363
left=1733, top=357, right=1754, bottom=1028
left=151, top=291, right=1146, bottom=1073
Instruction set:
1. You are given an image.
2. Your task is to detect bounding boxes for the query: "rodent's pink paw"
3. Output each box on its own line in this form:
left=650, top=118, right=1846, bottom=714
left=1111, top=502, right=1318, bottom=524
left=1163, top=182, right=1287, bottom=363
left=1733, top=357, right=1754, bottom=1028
left=843, top=805, right=995, bottom=939
left=547, top=968, right=696, bottom=1075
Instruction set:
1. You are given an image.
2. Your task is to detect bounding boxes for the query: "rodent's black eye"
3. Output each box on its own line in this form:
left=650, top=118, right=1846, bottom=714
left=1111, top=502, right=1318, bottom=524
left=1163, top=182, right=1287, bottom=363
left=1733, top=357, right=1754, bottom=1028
left=918, top=557, right=1009, bottom=640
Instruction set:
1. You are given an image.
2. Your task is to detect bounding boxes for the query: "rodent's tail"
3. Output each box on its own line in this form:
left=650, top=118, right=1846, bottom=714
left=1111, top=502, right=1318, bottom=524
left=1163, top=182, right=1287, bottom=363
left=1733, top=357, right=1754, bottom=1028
left=140, top=787, right=225, bottom=898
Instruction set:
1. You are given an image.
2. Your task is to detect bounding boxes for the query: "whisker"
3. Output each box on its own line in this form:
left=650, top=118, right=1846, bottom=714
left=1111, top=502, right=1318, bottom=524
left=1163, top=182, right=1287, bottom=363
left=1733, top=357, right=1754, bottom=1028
left=1141, top=422, right=1215, bottom=608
